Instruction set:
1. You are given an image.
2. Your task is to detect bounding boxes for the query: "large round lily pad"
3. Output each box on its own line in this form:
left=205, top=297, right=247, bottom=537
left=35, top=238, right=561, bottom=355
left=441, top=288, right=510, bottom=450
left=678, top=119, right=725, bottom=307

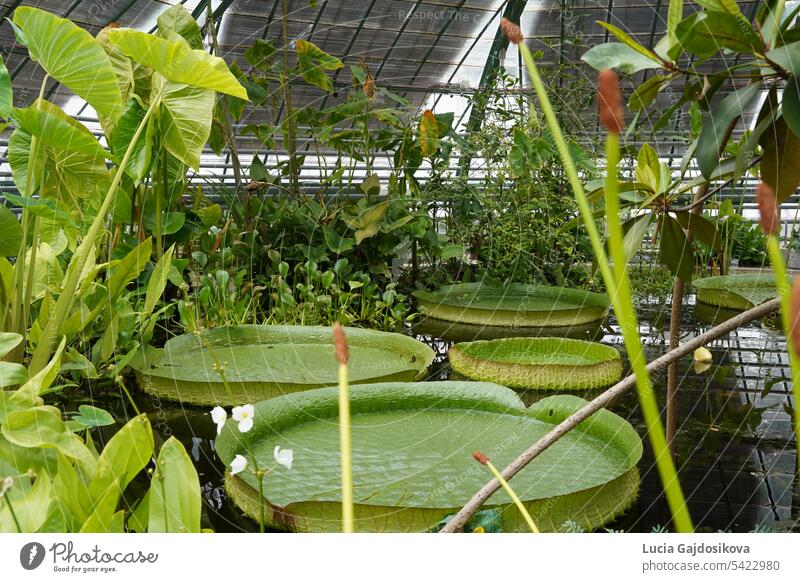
left=693, top=273, right=777, bottom=311
left=413, top=282, right=610, bottom=327
left=129, top=325, right=434, bottom=406
left=448, top=338, right=622, bottom=390
left=217, top=382, right=642, bottom=532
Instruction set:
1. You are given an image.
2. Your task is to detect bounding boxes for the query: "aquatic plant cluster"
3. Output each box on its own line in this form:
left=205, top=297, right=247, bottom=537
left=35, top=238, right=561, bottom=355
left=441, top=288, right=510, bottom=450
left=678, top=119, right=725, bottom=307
left=0, top=1, right=799, bottom=537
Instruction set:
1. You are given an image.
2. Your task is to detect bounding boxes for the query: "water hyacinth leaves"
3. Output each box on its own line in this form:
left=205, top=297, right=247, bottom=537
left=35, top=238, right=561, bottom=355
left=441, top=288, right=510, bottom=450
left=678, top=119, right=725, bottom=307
left=413, top=282, right=610, bottom=327
left=129, top=325, right=434, bottom=406
left=11, top=7, right=124, bottom=121
left=448, top=338, right=623, bottom=391
left=217, top=382, right=642, bottom=533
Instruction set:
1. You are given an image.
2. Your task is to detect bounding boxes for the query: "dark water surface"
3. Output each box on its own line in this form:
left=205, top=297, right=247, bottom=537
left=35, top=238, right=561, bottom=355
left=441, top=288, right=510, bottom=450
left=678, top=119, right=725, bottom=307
left=73, top=298, right=800, bottom=532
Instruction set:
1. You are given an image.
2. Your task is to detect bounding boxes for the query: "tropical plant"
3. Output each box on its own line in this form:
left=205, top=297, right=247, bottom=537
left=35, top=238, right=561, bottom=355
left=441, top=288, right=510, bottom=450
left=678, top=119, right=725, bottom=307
left=0, top=333, right=201, bottom=533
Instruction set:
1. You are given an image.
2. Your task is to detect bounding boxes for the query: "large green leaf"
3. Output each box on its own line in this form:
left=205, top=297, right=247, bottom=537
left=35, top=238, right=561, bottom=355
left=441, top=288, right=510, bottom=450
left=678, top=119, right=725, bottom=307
left=156, top=4, right=203, bottom=49
left=659, top=214, right=694, bottom=281
left=12, top=7, right=123, bottom=121
left=693, top=0, right=744, bottom=16
left=156, top=78, right=214, bottom=169
left=106, top=237, right=152, bottom=304
left=129, top=325, right=435, bottom=406
left=0, top=204, right=22, bottom=257
left=781, top=76, right=800, bottom=140
left=696, top=82, right=761, bottom=178
left=676, top=11, right=762, bottom=58
left=674, top=211, right=722, bottom=251
left=596, top=21, right=661, bottom=62
left=295, top=40, right=343, bottom=92
left=418, top=110, right=439, bottom=157
left=89, top=414, right=153, bottom=503
left=148, top=437, right=201, bottom=532
left=693, top=273, right=778, bottom=310
left=143, top=244, right=174, bottom=317
left=106, top=29, right=247, bottom=99
left=11, top=106, right=108, bottom=160
left=2, top=408, right=94, bottom=471
left=581, top=42, right=661, bottom=74
left=0, top=55, right=11, bottom=119
left=217, top=383, right=642, bottom=532
left=413, top=282, right=610, bottom=327
left=766, top=40, right=800, bottom=76
left=0, top=332, right=22, bottom=359
left=108, top=99, right=155, bottom=182
left=449, top=337, right=622, bottom=390
left=759, top=115, right=800, bottom=202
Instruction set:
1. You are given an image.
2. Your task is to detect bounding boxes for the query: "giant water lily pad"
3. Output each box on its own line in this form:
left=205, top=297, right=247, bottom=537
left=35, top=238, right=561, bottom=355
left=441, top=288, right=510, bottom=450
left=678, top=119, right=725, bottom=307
left=692, top=273, right=777, bottom=311
left=217, top=382, right=642, bottom=532
left=448, top=338, right=622, bottom=390
left=413, top=282, right=610, bottom=327
left=414, top=316, right=604, bottom=342
left=130, top=325, right=434, bottom=406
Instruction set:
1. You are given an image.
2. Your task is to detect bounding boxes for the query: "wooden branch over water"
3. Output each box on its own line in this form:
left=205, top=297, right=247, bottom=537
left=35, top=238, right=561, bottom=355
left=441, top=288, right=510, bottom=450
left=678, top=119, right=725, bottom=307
left=439, top=297, right=782, bottom=533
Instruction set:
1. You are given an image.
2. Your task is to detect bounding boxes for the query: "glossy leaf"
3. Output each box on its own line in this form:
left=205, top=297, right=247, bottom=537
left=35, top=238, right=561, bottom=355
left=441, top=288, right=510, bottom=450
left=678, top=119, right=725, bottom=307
left=766, top=40, right=800, bottom=76
left=10, top=106, right=108, bottom=160
left=629, top=75, right=672, bottom=111
left=676, top=12, right=763, bottom=57
left=109, top=98, right=154, bottom=182
left=2, top=409, right=94, bottom=471
left=89, top=414, right=153, bottom=502
left=659, top=215, right=694, bottom=281
left=72, top=405, right=115, bottom=429
left=621, top=213, right=653, bottom=263
left=143, top=244, right=174, bottom=317
left=295, top=40, right=343, bottom=92
left=696, top=82, right=761, bottom=178
left=759, top=115, right=800, bottom=203
left=674, top=211, right=722, bottom=251
left=12, top=7, right=123, bottom=121
left=581, top=42, right=660, bottom=74
left=0, top=332, right=22, bottom=359
left=596, top=21, right=661, bottom=63
left=106, top=237, right=152, bottom=303
left=157, top=78, right=215, bottom=169
left=148, top=437, right=201, bottom=532
left=781, top=76, right=800, bottom=140
left=106, top=29, right=248, bottom=99
left=0, top=204, right=22, bottom=257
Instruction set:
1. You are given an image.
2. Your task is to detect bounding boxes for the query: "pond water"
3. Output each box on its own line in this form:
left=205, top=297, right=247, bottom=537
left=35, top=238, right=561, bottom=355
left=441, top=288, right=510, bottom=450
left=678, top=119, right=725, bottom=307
left=71, top=297, right=799, bottom=532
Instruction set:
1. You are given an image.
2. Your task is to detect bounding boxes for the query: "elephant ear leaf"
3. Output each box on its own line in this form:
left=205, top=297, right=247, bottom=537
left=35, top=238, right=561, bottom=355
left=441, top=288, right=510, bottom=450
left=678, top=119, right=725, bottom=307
left=106, top=28, right=248, bottom=99
left=295, top=40, right=343, bottom=92
left=156, top=4, right=203, bottom=49
left=12, top=7, right=123, bottom=121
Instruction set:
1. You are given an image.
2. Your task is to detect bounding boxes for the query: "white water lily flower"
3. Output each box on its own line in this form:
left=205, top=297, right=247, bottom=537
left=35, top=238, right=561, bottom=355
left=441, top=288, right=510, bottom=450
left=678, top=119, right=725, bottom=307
left=210, top=406, right=227, bottom=435
left=232, top=404, right=255, bottom=433
left=230, top=454, right=248, bottom=475
left=274, top=446, right=293, bottom=470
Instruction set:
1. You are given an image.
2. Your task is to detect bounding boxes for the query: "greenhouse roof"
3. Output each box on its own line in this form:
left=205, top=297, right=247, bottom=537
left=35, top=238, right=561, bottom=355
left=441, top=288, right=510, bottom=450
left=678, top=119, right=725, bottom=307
left=0, top=0, right=781, bottom=192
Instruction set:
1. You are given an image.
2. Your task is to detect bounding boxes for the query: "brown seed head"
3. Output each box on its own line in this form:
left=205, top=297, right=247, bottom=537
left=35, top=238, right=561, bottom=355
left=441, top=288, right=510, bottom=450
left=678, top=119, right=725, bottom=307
left=791, top=277, right=800, bottom=358
left=500, top=18, right=523, bottom=45
left=472, top=451, right=490, bottom=465
left=756, top=183, right=779, bottom=236
left=333, top=322, right=349, bottom=365
left=598, top=69, right=624, bottom=134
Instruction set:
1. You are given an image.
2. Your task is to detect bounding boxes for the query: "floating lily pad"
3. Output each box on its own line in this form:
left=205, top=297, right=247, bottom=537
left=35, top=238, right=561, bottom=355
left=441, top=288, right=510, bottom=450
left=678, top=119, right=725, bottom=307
left=413, top=316, right=604, bottom=342
left=129, top=325, right=434, bottom=406
left=413, top=282, right=610, bottom=327
left=448, top=338, right=623, bottom=391
left=692, top=273, right=777, bottom=311
left=217, top=382, right=642, bottom=532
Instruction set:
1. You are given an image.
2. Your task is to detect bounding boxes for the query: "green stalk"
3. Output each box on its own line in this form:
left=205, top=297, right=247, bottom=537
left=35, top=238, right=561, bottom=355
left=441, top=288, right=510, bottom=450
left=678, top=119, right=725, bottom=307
left=9, top=76, right=48, bottom=361
left=483, top=459, right=539, bottom=533
left=765, top=235, right=800, bottom=478
left=518, top=42, right=693, bottom=532
left=338, top=361, right=354, bottom=532
left=4, top=495, right=22, bottom=533
left=29, top=92, right=161, bottom=374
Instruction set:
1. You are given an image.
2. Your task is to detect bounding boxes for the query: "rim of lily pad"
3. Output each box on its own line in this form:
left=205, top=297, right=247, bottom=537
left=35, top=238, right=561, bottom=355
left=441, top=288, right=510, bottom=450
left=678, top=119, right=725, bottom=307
left=216, top=381, right=642, bottom=532
left=448, top=337, right=623, bottom=391
left=128, top=325, right=435, bottom=407
left=413, top=315, right=605, bottom=343
left=413, top=282, right=610, bottom=327
left=692, top=273, right=777, bottom=311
